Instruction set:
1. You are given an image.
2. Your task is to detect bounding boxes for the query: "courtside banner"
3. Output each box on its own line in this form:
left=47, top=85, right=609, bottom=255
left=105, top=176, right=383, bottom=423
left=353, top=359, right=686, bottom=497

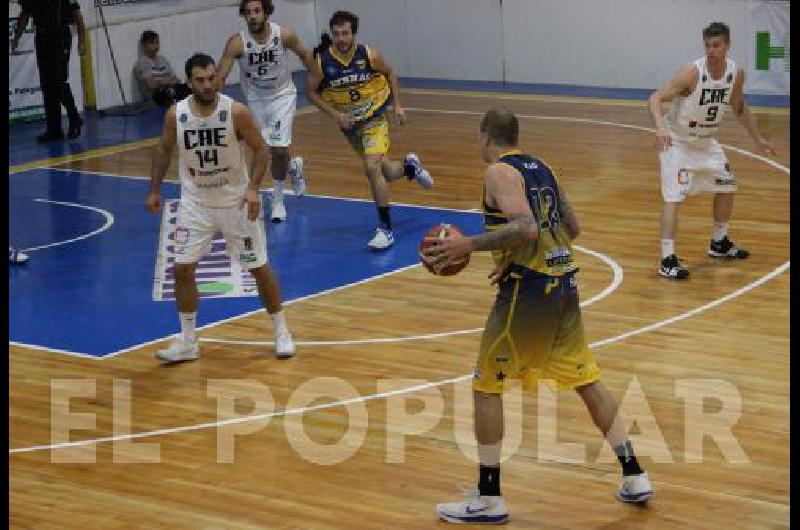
left=153, top=199, right=259, bottom=302
left=81, top=0, right=238, bottom=28
left=747, top=0, right=790, bottom=94
left=9, top=6, right=44, bottom=122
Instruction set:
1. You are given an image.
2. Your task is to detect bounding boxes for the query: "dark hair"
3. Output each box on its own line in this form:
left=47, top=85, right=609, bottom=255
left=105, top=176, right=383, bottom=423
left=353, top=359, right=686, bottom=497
left=329, top=10, right=358, bottom=34
left=140, top=30, right=158, bottom=45
left=185, top=53, right=216, bottom=80
left=313, top=33, right=332, bottom=58
left=703, top=22, right=730, bottom=42
left=480, top=109, right=519, bottom=147
left=239, top=0, right=274, bottom=17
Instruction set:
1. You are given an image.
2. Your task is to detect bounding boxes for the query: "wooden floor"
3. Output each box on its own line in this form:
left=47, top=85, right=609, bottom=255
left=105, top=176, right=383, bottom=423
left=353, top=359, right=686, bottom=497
left=9, top=91, right=790, bottom=529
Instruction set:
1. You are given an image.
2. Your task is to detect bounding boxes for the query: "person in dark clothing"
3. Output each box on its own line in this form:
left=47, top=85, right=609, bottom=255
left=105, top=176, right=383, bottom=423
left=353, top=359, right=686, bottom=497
left=11, top=0, right=86, bottom=143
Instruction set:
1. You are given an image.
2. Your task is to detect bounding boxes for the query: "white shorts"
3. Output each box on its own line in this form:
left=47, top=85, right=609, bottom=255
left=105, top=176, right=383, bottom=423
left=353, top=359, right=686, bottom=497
left=659, top=139, right=737, bottom=202
left=248, top=92, right=297, bottom=148
left=173, top=201, right=268, bottom=269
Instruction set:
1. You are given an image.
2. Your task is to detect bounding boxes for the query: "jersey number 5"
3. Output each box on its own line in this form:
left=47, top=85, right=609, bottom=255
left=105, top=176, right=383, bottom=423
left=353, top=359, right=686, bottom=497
left=195, top=149, right=219, bottom=169
left=705, top=105, right=719, bottom=122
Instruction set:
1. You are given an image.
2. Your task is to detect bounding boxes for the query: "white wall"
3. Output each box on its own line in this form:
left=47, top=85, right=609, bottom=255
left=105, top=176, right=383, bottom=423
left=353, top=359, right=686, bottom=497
left=90, top=0, right=316, bottom=109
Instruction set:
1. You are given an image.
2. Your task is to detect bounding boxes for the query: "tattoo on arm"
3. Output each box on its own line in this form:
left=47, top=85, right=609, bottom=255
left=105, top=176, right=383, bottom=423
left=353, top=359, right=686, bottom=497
left=471, top=214, right=537, bottom=251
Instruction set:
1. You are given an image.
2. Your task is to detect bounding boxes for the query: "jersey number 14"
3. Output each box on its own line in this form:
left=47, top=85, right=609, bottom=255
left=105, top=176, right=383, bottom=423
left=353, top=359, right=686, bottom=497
left=195, top=149, right=219, bottom=169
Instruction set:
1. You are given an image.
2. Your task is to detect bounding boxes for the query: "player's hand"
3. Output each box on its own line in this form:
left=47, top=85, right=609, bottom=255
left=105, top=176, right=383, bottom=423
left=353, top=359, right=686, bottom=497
left=240, top=187, right=261, bottom=221
left=145, top=191, right=161, bottom=213
left=488, top=267, right=506, bottom=286
left=654, top=128, right=672, bottom=151
left=757, top=137, right=776, bottom=156
left=423, top=232, right=473, bottom=266
left=393, top=106, right=407, bottom=125
left=77, top=40, right=86, bottom=57
left=336, top=112, right=356, bottom=130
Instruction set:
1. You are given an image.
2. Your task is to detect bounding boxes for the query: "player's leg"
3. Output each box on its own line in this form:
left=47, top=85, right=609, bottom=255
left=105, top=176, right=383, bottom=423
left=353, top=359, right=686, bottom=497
left=249, top=265, right=294, bottom=358
left=707, top=146, right=748, bottom=259
left=269, top=145, right=290, bottom=222
left=363, top=152, right=396, bottom=250
left=156, top=208, right=213, bottom=363
left=380, top=154, right=433, bottom=188
left=658, top=144, right=690, bottom=279
left=576, top=381, right=653, bottom=503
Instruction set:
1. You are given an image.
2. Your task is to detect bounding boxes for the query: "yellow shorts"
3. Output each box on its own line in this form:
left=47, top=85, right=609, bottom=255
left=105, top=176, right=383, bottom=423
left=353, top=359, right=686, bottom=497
left=343, top=114, right=390, bottom=156
left=473, top=271, right=601, bottom=394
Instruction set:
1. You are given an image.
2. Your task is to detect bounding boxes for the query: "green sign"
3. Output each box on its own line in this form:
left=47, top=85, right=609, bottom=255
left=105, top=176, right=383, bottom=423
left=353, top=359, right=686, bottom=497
left=755, top=31, right=790, bottom=72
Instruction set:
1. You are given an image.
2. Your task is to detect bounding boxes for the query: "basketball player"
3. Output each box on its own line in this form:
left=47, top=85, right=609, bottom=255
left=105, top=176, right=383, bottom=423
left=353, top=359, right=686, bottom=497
left=306, top=10, right=433, bottom=250
left=146, top=53, right=294, bottom=362
left=649, top=22, right=776, bottom=279
left=425, top=109, right=652, bottom=523
left=217, top=0, right=316, bottom=222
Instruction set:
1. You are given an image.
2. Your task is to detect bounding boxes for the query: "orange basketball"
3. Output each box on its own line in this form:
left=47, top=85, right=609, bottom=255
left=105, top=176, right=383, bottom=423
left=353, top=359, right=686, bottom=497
left=418, top=223, right=471, bottom=276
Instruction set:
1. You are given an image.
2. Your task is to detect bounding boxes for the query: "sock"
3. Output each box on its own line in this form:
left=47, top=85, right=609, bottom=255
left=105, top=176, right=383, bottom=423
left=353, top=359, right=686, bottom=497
left=713, top=222, right=729, bottom=242
left=377, top=206, right=392, bottom=230
left=660, top=239, right=675, bottom=259
left=478, top=465, right=501, bottom=497
left=179, top=312, right=197, bottom=342
left=270, top=310, right=289, bottom=336
left=273, top=178, right=285, bottom=201
left=614, top=440, right=644, bottom=476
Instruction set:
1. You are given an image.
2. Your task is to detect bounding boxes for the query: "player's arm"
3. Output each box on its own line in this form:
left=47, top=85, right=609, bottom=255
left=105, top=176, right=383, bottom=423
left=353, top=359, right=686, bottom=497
left=648, top=64, right=696, bottom=150
left=558, top=187, right=580, bottom=240
left=233, top=101, right=268, bottom=220
left=282, top=27, right=317, bottom=73
left=146, top=105, right=178, bottom=212
left=11, top=9, right=30, bottom=53
left=729, top=67, right=776, bottom=156
left=425, top=164, right=537, bottom=264
left=216, top=34, right=243, bottom=91
left=305, top=60, right=355, bottom=129
left=70, top=4, right=87, bottom=56
left=368, top=47, right=407, bottom=125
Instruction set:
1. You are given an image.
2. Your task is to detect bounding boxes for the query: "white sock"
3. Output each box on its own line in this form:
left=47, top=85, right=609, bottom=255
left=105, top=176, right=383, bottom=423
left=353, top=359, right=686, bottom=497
left=179, top=312, right=197, bottom=342
left=273, top=179, right=285, bottom=201
left=660, top=239, right=675, bottom=259
left=270, top=310, right=289, bottom=336
left=713, top=222, right=729, bottom=242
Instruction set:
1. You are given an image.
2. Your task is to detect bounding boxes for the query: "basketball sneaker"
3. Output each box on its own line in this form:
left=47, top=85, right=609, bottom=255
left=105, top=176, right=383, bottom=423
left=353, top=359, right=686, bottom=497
left=270, top=196, right=287, bottom=223
left=708, top=236, right=749, bottom=259
left=436, top=489, right=509, bottom=524
left=367, top=227, right=395, bottom=250
left=275, top=331, right=295, bottom=359
left=155, top=337, right=199, bottom=363
left=288, top=157, right=306, bottom=196
left=659, top=254, right=689, bottom=280
left=404, top=153, right=433, bottom=189
left=616, top=471, right=653, bottom=504
left=9, top=247, right=29, bottom=264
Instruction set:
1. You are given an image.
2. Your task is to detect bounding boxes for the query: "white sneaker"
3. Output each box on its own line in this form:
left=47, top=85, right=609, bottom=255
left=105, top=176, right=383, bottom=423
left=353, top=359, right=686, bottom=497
left=404, top=153, right=433, bottom=189
left=288, top=157, right=306, bottom=196
left=275, top=331, right=295, bottom=359
left=9, top=247, right=29, bottom=264
left=436, top=489, right=509, bottom=524
left=367, top=227, right=395, bottom=250
left=616, top=472, right=653, bottom=504
left=155, top=337, right=199, bottom=363
left=270, top=196, right=287, bottom=222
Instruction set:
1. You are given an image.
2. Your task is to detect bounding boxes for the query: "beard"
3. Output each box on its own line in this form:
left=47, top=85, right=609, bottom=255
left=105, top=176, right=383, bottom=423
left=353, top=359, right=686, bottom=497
left=193, top=91, right=216, bottom=106
left=249, top=20, right=266, bottom=34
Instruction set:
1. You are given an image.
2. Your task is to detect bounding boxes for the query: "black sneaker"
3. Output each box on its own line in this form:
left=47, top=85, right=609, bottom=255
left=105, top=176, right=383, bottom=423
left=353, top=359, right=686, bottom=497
left=708, top=237, right=749, bottom=259
left=67, top=117, right=83, bottom=139
left=659, top=254, right=690, bottom=279
left=36, top=131, right=64, bottom=143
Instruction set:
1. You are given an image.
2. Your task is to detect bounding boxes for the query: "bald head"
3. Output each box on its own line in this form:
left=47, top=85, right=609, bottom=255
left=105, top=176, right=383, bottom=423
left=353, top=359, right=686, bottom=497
left=480, top=108, right=519, bottom=147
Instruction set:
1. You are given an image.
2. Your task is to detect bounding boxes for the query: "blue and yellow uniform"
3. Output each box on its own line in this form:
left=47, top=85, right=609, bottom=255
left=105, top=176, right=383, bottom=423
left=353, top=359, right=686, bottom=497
left=317, top=43, right=392, bottom=155
left=474, top=150, right=602, bottom=394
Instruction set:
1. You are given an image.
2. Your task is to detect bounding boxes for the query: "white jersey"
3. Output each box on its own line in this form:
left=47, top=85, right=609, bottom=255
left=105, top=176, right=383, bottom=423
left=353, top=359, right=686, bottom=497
left=664, top=57, right=737, bottom=143
left=176, top=94, right=249, bottom=208
left=238, top=23, right=296, bottom=101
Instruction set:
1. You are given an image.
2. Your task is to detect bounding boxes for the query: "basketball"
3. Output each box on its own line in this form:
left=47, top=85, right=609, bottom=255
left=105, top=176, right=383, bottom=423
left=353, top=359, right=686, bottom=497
left=418, top=223, right=470, bottom=276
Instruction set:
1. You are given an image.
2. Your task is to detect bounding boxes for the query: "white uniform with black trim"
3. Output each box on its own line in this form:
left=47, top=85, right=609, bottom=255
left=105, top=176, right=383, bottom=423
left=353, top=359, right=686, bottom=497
left=660, top=57, right=738, bottom=202
left=174, top=94, right=267, bottom=268
left=238, top=23, right=297, bottom=147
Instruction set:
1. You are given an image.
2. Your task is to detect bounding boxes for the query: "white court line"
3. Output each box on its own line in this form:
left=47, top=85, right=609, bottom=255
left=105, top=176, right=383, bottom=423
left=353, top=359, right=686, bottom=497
left=21, top=199, right=115, bottom=252
left=199, top=243, right=624, bottom=347
left=8, top=113, right=789, bottom=453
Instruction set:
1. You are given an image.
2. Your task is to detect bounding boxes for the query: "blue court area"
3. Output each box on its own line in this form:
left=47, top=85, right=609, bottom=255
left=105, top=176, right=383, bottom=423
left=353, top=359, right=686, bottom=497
left=9, top=168, right=482, bottom=358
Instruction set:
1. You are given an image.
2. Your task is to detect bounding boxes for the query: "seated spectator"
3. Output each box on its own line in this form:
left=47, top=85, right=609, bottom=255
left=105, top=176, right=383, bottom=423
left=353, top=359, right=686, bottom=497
left=134, top=30, right=191, bottom=107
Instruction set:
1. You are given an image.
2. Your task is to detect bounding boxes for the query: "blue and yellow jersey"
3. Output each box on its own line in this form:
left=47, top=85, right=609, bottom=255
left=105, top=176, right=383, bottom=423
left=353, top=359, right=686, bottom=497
left=317, top=43, right=391, bottom=122
left=482, top=150, right=577, bottom=277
